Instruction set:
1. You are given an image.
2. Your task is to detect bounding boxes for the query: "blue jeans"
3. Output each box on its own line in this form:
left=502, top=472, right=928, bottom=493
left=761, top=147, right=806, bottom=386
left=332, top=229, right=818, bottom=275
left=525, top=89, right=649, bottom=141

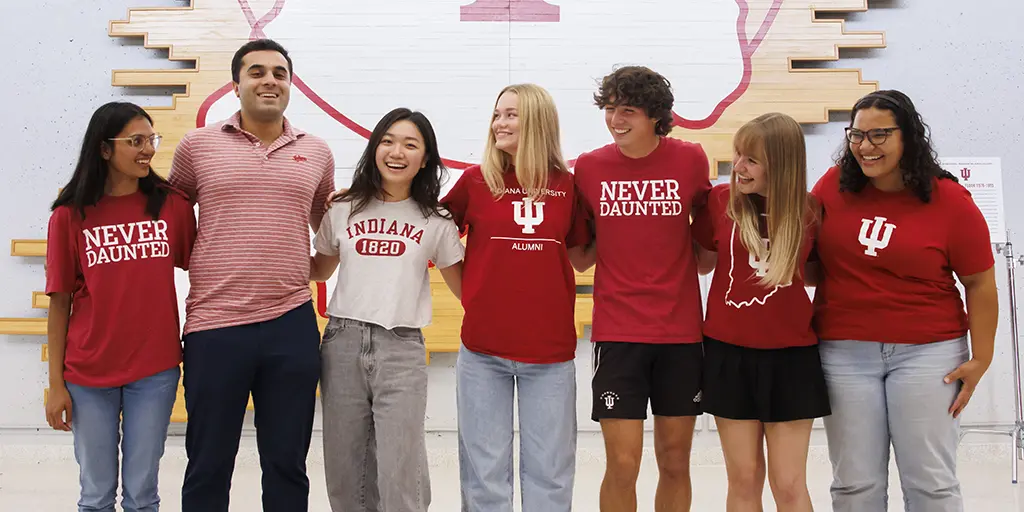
left=456, top=346, right=577, bottom=512
left=820, top=338, right=969, bottom=512
left=66, top=366, right=180, bottom=512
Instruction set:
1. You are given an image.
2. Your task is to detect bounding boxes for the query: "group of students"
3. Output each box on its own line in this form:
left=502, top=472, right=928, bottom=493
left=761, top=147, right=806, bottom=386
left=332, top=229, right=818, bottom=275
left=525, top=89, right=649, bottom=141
left=41, top=37, right=998, bottom=512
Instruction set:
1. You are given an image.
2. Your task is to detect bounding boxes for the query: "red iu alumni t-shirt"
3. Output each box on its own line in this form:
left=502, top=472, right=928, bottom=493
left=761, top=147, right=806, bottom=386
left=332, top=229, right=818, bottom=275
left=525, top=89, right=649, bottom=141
left=442, top=165, right=591, bottom=364
left=45, top=188, right=197, bottom=388
left=574, top=137, right=713, bottom=344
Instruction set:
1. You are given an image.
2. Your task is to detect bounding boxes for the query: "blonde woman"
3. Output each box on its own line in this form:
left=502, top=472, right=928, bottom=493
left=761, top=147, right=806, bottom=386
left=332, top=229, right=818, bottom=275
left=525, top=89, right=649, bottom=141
left=441, top=83, right=591, bottom=512
left=691, top=112, right=828, bottom=511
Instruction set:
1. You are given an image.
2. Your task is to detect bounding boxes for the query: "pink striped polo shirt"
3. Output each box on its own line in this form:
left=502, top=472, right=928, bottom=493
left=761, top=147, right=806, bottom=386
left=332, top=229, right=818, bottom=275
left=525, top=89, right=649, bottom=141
left=169, top=111, right=335, bottom=335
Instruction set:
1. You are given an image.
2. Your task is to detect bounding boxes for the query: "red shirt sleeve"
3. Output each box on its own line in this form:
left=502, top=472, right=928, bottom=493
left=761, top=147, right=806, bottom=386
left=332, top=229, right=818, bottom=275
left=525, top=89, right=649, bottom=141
left=173, top=196, right=198, bottom=270
left=168, top=133, right=198, bottom=204
left=690, top=145, right=712, bottom=211
left=442, top=170, right=472, bottom=232
left=810, top=166, right=836, bottom=201
left=310, top=150, right=336, bottom=231
left=804, top=194, right=822, bottom=263
left=566, top=186, right=593, bottom=249
left=45, top=207, right=79, bottom=295
left=946, top=183, right=994, bottom=276
left=690, top=197, right=717, bottom=251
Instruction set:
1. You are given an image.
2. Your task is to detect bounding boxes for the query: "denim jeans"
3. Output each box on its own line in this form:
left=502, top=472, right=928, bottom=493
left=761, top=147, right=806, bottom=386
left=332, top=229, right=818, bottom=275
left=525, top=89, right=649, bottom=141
left=320, top=316, right=430, bottom=512
left=456, top=345, right=577, bottom=512
left=820, top=337, right=969, bottom=512
left=66, top=365, right=180, bottom=512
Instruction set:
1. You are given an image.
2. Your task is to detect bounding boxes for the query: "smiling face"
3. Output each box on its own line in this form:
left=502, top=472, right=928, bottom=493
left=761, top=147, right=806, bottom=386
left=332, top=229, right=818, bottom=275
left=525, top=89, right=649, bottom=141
left=234, top=49, right=292, bottom=122
left=102, top=116, right=158, bottom=181
left=732, top=145, right=768, bottom=196
left=375, top=119, right=427, bottom=194
left=849, top=106, right=904, bottom=186
left=604, top=100, right=658, bottom=151
left=492, top=91, right=520, bottom=156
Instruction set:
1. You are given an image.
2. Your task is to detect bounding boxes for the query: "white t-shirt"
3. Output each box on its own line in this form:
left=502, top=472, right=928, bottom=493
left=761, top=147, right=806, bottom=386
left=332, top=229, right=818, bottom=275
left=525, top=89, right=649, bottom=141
left=313, top=197, right=464, bottom=329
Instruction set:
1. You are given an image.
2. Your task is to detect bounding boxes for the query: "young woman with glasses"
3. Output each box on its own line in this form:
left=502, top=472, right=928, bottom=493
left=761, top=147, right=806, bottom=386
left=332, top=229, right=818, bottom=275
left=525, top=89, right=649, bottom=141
left=808, top=90, right=998, bottom=512
left=44, top=101, right=196, bottom=511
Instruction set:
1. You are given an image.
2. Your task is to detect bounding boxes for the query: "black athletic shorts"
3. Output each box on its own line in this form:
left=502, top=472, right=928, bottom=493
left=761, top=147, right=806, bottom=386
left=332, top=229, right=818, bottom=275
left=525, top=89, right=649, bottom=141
left=591, top=341, right=703, bottom=421
left=701, top=336, right=831, bottom=423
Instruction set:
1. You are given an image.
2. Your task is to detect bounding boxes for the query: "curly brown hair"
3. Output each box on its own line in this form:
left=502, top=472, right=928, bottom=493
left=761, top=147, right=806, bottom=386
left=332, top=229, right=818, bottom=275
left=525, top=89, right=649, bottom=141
left=593, top=66, right=675, bottom=136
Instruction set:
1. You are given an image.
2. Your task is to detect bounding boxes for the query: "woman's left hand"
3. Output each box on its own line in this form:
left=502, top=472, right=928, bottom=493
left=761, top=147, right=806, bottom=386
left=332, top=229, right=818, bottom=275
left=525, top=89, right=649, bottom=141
left=944, top=358, right=991, bottom=418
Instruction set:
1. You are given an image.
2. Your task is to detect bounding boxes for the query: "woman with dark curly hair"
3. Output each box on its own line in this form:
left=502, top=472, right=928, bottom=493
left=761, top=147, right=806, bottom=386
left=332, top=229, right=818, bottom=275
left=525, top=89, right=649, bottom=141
left=809, top=89, right=998, bottom=511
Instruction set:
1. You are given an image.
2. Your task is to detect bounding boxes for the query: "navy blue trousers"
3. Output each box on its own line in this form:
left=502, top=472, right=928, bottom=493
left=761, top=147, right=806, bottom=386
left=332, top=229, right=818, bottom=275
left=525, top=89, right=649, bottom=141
left=180, top=301, right=321, bottom=512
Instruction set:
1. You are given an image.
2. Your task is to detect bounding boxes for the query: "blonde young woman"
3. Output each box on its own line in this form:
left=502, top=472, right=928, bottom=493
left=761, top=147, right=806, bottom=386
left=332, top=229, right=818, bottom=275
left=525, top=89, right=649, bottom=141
left=441, top=83, right=591, bottom=512
left=692, top=112, right=829, bottom=512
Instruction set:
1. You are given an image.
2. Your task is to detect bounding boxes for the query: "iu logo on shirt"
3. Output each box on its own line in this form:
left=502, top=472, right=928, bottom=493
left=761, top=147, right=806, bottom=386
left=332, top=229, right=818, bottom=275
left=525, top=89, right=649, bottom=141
left=513, top=197, right=545, bottom=234
left=748, top=238, right=770, bottom=277
left=858, top=216, right=896, bottom=257
left=726, top=229, right=789, bottom=309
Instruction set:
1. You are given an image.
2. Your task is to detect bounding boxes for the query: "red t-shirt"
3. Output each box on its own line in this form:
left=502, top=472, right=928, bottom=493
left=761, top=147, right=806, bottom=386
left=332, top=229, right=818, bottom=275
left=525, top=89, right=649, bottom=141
left=692, top=184, right=818, bottom=349
left=574, top=137, right=712, bottom=344
left=810, top=166, right=994, bottom=343
left=442, top=165, right=591, bottom=363
left=45, top=189, right=197, bottom=387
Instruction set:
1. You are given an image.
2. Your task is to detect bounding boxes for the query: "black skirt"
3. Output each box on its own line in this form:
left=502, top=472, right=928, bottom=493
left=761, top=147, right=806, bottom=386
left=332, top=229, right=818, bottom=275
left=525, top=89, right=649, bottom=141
left=701, top=336, right=831, bottom=423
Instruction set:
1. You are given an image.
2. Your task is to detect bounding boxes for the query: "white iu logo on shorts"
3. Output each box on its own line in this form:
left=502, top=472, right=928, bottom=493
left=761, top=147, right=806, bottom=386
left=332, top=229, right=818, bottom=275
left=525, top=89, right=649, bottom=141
left=513, top=197, right=545, bottom=234
left=858, top=216, right=896, bottom=257
left=600, top=391, right=620, bottom=410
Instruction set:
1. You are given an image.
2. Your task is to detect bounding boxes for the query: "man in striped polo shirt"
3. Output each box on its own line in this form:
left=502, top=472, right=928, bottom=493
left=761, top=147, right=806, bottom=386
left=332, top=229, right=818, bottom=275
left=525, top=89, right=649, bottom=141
left=168, top=39, right=335, bottom=512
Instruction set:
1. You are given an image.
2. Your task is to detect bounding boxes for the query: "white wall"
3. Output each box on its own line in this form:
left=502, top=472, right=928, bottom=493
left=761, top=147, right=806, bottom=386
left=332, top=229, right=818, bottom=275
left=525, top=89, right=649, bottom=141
left=1, top=0, right=1022, bottom=452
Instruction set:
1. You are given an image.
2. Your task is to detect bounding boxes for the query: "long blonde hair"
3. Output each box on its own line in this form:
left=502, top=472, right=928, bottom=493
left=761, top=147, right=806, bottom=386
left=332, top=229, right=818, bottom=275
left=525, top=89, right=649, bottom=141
left=481, top=83, right=569, bottom=201
left=727, top=112, right=812, bottom=288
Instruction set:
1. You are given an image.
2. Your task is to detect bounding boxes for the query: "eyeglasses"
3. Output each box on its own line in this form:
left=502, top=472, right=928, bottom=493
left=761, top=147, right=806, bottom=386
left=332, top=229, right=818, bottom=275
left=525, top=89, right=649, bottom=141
left=845, top=127, right=899, bottom=146
left=109, top=134, right=163, bottom=151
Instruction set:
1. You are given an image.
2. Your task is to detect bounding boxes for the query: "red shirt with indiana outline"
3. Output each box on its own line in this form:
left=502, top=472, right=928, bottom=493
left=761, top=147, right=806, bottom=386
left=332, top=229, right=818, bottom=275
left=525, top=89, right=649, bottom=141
left=45, top=189, right=196, bottom=387
left=574, top=137, right=712, bottom=344
left=442, top=165, right=591, bottom=364
left=810, top=166, right=993, bottom=344
left=692, top=183, right=818, bottom=349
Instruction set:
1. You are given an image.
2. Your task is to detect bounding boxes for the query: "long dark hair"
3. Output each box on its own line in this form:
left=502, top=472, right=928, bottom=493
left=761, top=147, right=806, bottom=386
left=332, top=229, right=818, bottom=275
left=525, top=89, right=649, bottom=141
left=836, top=89, right=956, bottom=202
left=52, top=102, right=170, bottom=219
left=335, top=108, right=449, bottom=220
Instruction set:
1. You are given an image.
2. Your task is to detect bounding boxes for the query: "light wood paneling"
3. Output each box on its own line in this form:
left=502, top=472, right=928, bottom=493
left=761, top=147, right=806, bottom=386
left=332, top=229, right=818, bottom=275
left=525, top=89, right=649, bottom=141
left=0, top=318, right=47, bottom=335
left=11, top=239, right=46, bottom=257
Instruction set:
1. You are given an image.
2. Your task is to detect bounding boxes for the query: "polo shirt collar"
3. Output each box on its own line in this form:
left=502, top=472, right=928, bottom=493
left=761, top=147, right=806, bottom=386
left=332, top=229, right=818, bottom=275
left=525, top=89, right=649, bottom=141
left=221, top=111, right=306, bottom=140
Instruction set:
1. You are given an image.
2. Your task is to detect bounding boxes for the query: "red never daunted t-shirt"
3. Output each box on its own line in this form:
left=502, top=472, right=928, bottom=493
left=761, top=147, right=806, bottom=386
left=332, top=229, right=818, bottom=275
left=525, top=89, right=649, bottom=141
left=45, top=189, right=197, bottom=387
left=442, top=165, right=591, bottom=364
left=811, top=166, right=994, bottom=343
left=692, top=184, right=817, bottom=349
left=574, top=137, right=712, bottom=344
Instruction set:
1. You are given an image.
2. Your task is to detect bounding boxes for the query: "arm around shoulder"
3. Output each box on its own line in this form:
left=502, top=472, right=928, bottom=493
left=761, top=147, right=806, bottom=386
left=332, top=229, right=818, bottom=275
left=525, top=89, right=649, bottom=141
left=438, top=260, right=464, bottom=300
left=567, top=243, right=596, bottom=273
left=310, top=206, right=341, bottom=281
left=168, top=133, right=198, bottom=203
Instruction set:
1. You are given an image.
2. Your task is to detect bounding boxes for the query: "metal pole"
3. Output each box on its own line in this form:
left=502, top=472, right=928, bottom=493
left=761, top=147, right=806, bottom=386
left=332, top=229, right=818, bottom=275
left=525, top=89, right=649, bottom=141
left=959, top=230, right=1024, bottom=483
left=1003, top=237, right=1024, bottom=483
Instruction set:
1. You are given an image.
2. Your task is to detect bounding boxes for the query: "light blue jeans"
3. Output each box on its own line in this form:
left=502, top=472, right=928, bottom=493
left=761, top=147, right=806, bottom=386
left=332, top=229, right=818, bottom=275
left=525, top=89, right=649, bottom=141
left=456, top=346, right=577, bottom=512
left=65, top=366, right=180, bottom=512
left=820, top=338, right=969, bottom=512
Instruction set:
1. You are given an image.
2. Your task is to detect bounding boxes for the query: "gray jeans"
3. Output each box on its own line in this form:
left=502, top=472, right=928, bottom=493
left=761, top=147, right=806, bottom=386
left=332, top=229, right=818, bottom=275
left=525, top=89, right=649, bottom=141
left=320, top=316, right=430, bottom=512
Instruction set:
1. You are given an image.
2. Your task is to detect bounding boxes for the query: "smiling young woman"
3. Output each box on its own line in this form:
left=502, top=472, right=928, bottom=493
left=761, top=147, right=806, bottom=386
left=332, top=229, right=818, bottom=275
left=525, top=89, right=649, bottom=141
left=810, top=89, right=998, bottom=512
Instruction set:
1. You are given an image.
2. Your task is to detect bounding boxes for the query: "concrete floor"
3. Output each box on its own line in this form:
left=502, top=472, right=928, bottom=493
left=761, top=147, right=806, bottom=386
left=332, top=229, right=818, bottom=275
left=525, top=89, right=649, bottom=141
left=2, top=432, right=1023, bottom=511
